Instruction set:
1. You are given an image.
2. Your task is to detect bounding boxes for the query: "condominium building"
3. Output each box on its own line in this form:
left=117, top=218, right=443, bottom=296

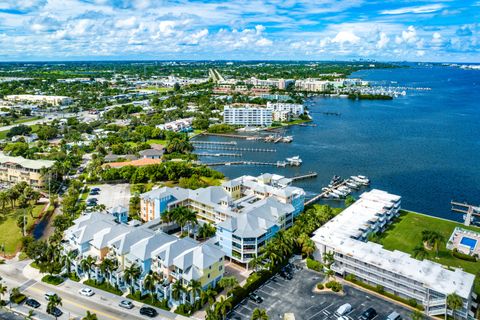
left=266, top=102, right=305, bottom=121
left=223, top=105, right=272, bottom=127
left=63, top=212, right=224, bottom=304
left=246, top=77, right=295, bottom=90
left=140, top=174, right=305, bottom=264
left=295, top=79, right=331, bottom=92
left=311, top=190, right=476, bottom=319
left=4, top=94, right=73, bottom=106
left=0, top=152, right=55, bottom=187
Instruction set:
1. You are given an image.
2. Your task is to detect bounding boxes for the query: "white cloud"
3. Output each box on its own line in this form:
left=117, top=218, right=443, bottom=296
left=376, top=32, right=389, bottom=49
left=332, top=31, right=360, bottom=44
left=395, top=26, right=417, bottom=44
left=380, top=4, right=445, bottom=15
left=256, top=37, right=273, bottom=46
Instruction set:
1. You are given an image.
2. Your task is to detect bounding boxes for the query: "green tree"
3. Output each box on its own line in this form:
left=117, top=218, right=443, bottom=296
left=171, top=280, right=185, bottom=303
left=412, top=244, right=428, bottom=260
left=410, top=310, right=425, bottom=320
left=251, top=308, right=269, bottom=320
left=82, top=311, right=98, bottom=320
left=80, top=255, right=96, bottom=280
left=187, top=279, right=202, bottom=304
left=47, top=294, right=62, bottom=319
left=123, top=263, right=141, bottom=293
left=447, top=293, right=464, bottom=320
left=218, top=276, right=238, bottom=296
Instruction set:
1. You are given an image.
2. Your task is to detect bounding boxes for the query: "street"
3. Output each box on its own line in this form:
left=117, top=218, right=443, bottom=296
left=0, top=259, right=189, bottom=320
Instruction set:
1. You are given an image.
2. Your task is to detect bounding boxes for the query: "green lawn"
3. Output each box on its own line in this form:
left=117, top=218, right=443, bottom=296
left=0, top=130, right=7, bottom=139
left=144, top=86, right=172, bottom=92
left=0, top=204, right=46, bottom=254
left=377, top=210, right=480, bottom=293
left=146, top=139, right=167, bottom=146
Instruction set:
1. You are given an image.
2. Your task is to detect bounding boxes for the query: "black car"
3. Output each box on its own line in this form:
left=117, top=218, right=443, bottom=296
left=25, top=298, right=40, bottom=308
left=140, top=306, right=158, bottom=317
left=89, top=190, right=99, bottom=195
left=359, top=307, right=377, bottom=320
left=47, top=307, right=63, bottom=317
left=249, top=293, right=263, bottom=303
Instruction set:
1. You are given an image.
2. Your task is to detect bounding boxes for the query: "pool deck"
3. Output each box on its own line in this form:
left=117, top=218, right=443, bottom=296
left=447, top=227, right=480, bottom=255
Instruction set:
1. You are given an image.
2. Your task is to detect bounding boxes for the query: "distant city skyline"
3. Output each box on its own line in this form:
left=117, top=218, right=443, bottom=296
left=0, top=0, right=479, bottom=62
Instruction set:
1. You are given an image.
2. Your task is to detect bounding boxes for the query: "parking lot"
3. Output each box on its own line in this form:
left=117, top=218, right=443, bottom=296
left=228, top=268, right=415, bottom=320
left=88, top=183, right=131, bottom=210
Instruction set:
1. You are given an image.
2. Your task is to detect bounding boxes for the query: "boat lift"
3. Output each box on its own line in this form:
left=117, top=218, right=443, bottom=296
left=451, top=201, right=480, bottom=226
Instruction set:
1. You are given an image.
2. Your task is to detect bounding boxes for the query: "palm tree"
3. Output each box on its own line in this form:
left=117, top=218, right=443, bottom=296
left=25, top=309, right=35, bottom=320
left=47, top=294, right=62, bottom=320
left=251, top=308, right=269, bottom=320
left=205, top=307, right=221, bottom=320
left=171, top=280, right=185, bottom=303
left=447, top=293, right=463, bottom=320
left=421, top=230, right=445, bottom=256
left=62, top=250, right=77, bottom=275
left=123, top=263, right=141, bottom=293
left=248, top=255, right=263, bottom=272
left=201, top=287, right=217, bottom=309
left=82, top=311, right=98, bottom=320
left=216, top=296, right=232, bottom=320
left=143, top=273, right=157, bottom=303
left=322, top=252, right=334, bottom=268
left=325, top=268, right=334, bottom=280
left=187, top=279, right=202, bottom=304
left=99, top=258, right=117, bottom=283
left=218, top=276, right=238, bottom=296
left=0, top=283, right=7, bottom=301
left=412, top=244, right=428, bottom=260
left=301, top=238, right=316, bottom=258
left=80, top=255, right=96, bottom=280
left=0, top=191, right=8, bottom=210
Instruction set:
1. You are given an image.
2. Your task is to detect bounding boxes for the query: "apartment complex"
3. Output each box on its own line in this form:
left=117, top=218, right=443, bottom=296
left=266, top=102, right=304, bottom=122
left=311, top=189, right=476, bottom=319
left=4, top=94, right=73, bottom=106
left=0, top=152, right=55, bottom=187
left=140, top=174, right=305, bottom=264
left=223, top=105, right=272, bottom=126
left=156, top=117, right=193, bottom=132
left=246, top=77, right=295, bottom=90
left=63, top=212, right=224, bottom=303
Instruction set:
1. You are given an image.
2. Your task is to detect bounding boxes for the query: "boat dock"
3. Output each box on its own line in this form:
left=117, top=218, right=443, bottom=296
left=194, top=152, right=242, bottom=157
left=304, top=180, right=349, bottom=206
left=192, top=141, right=237, bottom=146
left=193, top=146, right=276, bottom=152
left=451, top=201, right=480, bottom=226
left=200, top=133, right=261, bottom=140
left=290, top=172, right=318, bottom=181
left=203, top=160, right=289, bottom=167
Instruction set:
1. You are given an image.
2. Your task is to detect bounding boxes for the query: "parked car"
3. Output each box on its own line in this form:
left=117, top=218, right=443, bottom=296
left=47, top=307, right=63, bottom=317
left=89, top=190, right=99, bottom=195
left=91, top=187, right=100, bottom=192
left=139, top=306, right=158, bottom=317
left=44, top=292, right=58, bottom=301
left=249, top=293, right=263, bottom=303
left=386, top=311, right=401, bottom=320
left=359, top=307, right=377, bottom=320
left=336, top=303, right=352, bottom=315
left=25, top=298, right=40, bottom=308
left=87, top=198, right=98, bottom=203
left=78, top=287, right=94, bottom=297
left=119, top=300, right=134, bottom=309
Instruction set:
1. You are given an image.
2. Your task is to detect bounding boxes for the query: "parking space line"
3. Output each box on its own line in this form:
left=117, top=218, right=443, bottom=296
left=307, top=303, right=333, bottom=320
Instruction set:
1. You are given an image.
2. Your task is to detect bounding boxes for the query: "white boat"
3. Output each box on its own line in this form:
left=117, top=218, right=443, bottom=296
left=328, top=192, right=340, bottom=199
left=346, top=181, right=359, bottom=189
left=286, top=156, right=302, bottom=166
left=351, top=175, right=370, bottom=185
left=322, top=187, right=330, bottom=192
left=332, top=189, right=347, bottom=197
left=337, top=186, right=351, bottom=193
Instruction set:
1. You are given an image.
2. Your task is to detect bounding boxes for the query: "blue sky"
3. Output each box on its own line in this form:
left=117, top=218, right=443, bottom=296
left=0, top=0, right=479, bottom=62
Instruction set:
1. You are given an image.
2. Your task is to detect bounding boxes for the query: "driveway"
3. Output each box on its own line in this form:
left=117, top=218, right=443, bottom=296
left=228, top=268, right=416, bottom=320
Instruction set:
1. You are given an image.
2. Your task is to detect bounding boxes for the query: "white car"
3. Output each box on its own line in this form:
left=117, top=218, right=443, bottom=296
left=336, top=303, right=352, bottom=315
left=78, top=288, right=95, bottom=297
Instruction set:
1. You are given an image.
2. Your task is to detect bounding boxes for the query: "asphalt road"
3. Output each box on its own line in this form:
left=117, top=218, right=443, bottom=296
left=0, top=259, right=188, bottom=320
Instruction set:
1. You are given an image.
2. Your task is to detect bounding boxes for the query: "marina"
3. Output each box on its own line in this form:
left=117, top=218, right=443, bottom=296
left=202, top=156, right=303, bottom=168
left=304, top=175, right=370, bottom=206
left=193, top=146, right=277, bottom=152
left=192, top=141, right=237, bottom=145
left=194, top=152, right=242, bottom=157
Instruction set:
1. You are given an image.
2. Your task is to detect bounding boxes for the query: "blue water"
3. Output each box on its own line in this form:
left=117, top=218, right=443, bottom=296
left=195, top=65, right=480, bottom=221
left=460, top=237, right=477, bottom=250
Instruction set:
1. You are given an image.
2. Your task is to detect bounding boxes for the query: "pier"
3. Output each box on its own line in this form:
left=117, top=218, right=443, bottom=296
left=289, top=172, right=318, bottom=181
left=203, top=160, right=289, bottom=167
left=193, top=146, right=276, bottom=152
left=194, top=152, right=242, bottom=157
left=200, top=133, right=261, bottom=140
left=192, top=141, right=237, bottom=145
left=451, top=201, right=480, bottom=226
left=305, top=180, right=349, bottom=206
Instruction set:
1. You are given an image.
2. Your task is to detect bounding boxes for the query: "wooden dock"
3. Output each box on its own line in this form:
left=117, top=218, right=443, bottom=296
left=451, top=201, right=480, bottom=226
left=194, top=152, right=242, bottom=157
left=201, top=133, right=261, bottom=140
left=204, top=160, right=288, bottom=167
left=290, top=172, right=318, bottom=181
left=193, top=146, right=276, bottom=152
left=192, top=141, right=237, bottom=145
left=304, top=180, right=348, bottom=206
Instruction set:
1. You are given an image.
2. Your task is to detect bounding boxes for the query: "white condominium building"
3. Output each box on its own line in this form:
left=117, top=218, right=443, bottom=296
left=266, top=102, right=304, bottom=116
left=4, top=94, right=73, bottom=106
left=311, top=189, right=476, bottom=319
left=223, top=105, right=272, bottom=127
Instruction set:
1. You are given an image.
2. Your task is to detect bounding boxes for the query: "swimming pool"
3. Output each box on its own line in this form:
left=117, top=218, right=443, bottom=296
left=460, top=236, right=478, bottom=250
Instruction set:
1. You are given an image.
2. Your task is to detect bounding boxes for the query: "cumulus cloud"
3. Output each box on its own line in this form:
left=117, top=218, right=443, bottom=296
left=332, top=31, right=360, bottom=44
left=376, top=32, right=389, bottom=49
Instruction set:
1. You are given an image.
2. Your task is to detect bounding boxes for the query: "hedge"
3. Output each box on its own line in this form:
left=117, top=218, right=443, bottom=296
left=10, top=294, right=26, bottom=304
left=41, top=275, right=64, bottom=285
left=452, top=249, right=477, bottom=262
left=306, top=258, right=322, bottom=272
left=345, top=276, right=422, bottom=309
